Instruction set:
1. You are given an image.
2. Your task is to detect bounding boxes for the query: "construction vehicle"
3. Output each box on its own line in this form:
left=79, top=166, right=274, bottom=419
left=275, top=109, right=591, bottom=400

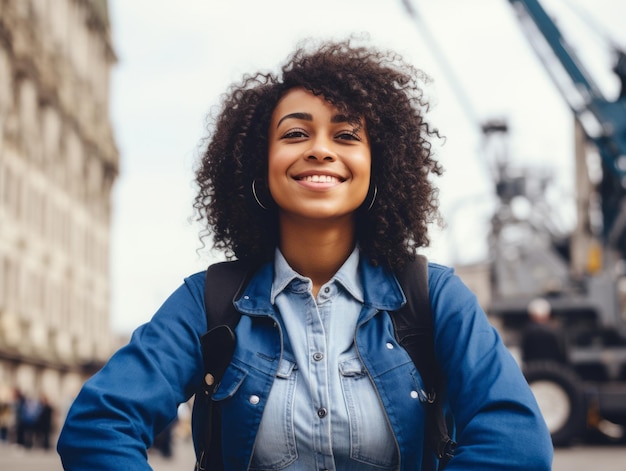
left=486, top=0, right=626, bottom=446
left=401, top=0, right=626, bottom=446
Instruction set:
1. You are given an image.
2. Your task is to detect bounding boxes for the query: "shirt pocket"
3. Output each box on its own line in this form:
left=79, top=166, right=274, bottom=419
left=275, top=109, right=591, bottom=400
left=339, top=356, right=399, bottom=470
left=249, top=357, right=298, bottom=471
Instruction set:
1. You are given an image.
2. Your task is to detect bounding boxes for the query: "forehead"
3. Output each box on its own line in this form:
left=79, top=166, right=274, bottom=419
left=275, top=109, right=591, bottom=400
left=272, top=87, right=338, bottom=121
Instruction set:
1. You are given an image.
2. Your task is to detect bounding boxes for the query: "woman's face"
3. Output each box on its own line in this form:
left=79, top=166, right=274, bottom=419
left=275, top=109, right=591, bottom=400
left=267, top=87, right=371, bottom=223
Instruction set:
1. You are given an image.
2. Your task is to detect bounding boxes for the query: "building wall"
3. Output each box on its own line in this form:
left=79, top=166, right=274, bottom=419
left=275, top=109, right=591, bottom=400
left=0, top=0, right=118, bottom=408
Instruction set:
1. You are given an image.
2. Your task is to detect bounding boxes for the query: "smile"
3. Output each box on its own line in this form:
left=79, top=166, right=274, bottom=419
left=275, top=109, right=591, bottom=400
left=296, top=174, right=344, bottom=183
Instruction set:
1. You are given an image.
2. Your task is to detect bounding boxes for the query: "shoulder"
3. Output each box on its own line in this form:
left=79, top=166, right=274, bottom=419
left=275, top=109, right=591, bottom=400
left=139, top=271, right=208, bottom=332
left=426, top=261, right=466, bottom=296
left=183, top=270, right=207, bottom=292
left=161, top=270, right=207, bottom=310
left=426, top=261, right=455, bottom=280
left=425, top=261, right=483, bottom=320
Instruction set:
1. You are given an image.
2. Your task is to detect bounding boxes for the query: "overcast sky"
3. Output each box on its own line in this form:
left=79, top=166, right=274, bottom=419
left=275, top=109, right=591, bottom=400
left=106, top=0, right=626, bottom=333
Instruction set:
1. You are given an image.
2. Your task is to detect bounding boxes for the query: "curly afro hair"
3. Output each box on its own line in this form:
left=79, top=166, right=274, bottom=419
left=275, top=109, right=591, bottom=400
left=194, top=37, right=443, bottom=269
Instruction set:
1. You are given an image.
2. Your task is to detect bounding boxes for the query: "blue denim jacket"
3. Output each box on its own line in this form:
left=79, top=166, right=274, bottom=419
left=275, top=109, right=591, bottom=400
left=58, top=257, right=553, bottom=471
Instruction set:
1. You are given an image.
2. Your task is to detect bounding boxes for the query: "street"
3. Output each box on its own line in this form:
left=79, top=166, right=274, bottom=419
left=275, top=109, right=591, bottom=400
left=0, top=439, right=624, bottom=471
left=0, top=440, right=197, bottom=471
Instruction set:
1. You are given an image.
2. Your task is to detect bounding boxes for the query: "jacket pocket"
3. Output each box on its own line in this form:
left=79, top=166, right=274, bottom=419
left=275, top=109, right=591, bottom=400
left=339, top=357, right=399, bottom=470
left=212, top=362, right=247, bottom=401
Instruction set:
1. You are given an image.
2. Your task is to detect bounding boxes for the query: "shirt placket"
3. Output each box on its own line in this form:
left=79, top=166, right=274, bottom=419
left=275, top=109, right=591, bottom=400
left=309, top=284, right=334, bottom=471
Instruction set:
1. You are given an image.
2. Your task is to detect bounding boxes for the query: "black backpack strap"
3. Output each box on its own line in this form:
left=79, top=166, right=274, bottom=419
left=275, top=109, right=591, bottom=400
left=391, top=255, right=456, bottom=470
left=196, top=260, right=252, bottom=471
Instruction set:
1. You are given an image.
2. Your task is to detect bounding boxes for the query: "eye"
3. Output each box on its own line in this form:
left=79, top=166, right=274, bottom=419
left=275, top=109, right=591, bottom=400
left=281, top=128, right=308, bottom=139
left=336, top=130, right=362, bottom=141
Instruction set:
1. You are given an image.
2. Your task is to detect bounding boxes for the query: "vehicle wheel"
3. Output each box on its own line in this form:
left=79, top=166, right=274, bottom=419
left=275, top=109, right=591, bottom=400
left=523, top=361, right=585, bottom=447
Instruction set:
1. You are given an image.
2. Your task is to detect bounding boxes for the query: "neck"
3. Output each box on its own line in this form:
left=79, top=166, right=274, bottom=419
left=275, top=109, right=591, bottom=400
left=279, top=214, right=356, bottom=296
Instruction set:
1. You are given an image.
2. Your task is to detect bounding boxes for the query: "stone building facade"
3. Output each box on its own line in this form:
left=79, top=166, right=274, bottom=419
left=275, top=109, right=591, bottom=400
left=0, top=0, right=118, bottom=409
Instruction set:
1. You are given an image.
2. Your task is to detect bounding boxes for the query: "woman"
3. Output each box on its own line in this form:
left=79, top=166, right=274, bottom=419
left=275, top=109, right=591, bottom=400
left=57, top=38, right=553, bottom=470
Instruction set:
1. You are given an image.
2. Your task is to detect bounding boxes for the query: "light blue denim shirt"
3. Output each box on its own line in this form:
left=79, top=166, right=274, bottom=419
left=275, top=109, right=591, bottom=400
left=250, top=248, right=398, bottom=470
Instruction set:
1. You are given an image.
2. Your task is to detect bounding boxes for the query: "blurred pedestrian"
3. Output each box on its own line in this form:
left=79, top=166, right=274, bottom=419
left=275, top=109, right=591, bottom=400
left=0, top=399, right=12, bottom=444
left=35, top=395, right=54, bottom=450
left=14, top=389, right=26, bottom=447
left=19, top=394, right=42, bottom=449
left=152, top=416, right=177, bottom=459
left=522, top=297, right=567, bottom=364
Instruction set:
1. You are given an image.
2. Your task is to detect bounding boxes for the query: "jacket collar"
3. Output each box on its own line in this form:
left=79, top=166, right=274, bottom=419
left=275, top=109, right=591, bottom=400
left=235, top=253, right=406, bottom=315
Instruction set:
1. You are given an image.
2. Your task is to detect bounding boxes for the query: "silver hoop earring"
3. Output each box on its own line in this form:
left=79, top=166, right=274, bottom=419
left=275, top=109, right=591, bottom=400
left=366, top=184, right=378, bottom=211
left=252, top=179, right=269, bottom=210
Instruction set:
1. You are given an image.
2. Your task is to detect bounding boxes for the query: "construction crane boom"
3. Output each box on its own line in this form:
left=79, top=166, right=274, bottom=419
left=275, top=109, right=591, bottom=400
left=509, top=0, right=626, bottom=251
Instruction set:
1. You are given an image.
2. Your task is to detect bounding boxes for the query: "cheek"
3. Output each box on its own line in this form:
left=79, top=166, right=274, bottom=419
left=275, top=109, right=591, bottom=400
left=358, top=153, right=373, bottom=189
left=266, top=148, right=288, bottom=196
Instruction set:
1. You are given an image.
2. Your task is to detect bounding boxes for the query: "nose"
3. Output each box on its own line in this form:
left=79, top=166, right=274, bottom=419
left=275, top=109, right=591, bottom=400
left=307, top=154, right=335, bottom=162
left=306, top=136, right=336, bottom=162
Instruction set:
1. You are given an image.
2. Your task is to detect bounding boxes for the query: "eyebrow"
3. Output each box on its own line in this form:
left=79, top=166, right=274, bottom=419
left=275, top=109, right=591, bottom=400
left=276, top=112, right=351, bottom=128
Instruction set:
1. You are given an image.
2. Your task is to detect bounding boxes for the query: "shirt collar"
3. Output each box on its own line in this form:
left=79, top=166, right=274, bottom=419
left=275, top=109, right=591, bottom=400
left=271, top=247, right=364, bottom=304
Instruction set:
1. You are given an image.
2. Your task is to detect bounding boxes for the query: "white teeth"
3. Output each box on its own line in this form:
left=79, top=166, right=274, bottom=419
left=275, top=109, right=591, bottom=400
left=302, top=175, right=338, bottom=183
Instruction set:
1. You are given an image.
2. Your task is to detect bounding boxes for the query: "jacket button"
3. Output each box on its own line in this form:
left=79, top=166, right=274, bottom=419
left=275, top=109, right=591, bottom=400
left=317, top=407, right=328, bottom=418
left=313, top=352, right=324, bottom=361
left=249, top=395, right=260, bottom=405
left=204, top=373, right=215, bottom=386
left=386, top=342, right=394, bottom=349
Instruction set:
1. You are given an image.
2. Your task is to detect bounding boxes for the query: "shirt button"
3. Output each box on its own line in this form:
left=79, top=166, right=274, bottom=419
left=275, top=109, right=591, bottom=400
left=317, top=407, right=328, bottom=418
left=249, top=395, right=260, bottom=405
left=313, top=352, right=324, bottom=361
left=324, top=287, right=330, bottom=293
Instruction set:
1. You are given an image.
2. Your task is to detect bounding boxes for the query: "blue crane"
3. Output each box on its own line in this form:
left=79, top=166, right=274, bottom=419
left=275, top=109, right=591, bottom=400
left=509, top=0, right=626, bottom=252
